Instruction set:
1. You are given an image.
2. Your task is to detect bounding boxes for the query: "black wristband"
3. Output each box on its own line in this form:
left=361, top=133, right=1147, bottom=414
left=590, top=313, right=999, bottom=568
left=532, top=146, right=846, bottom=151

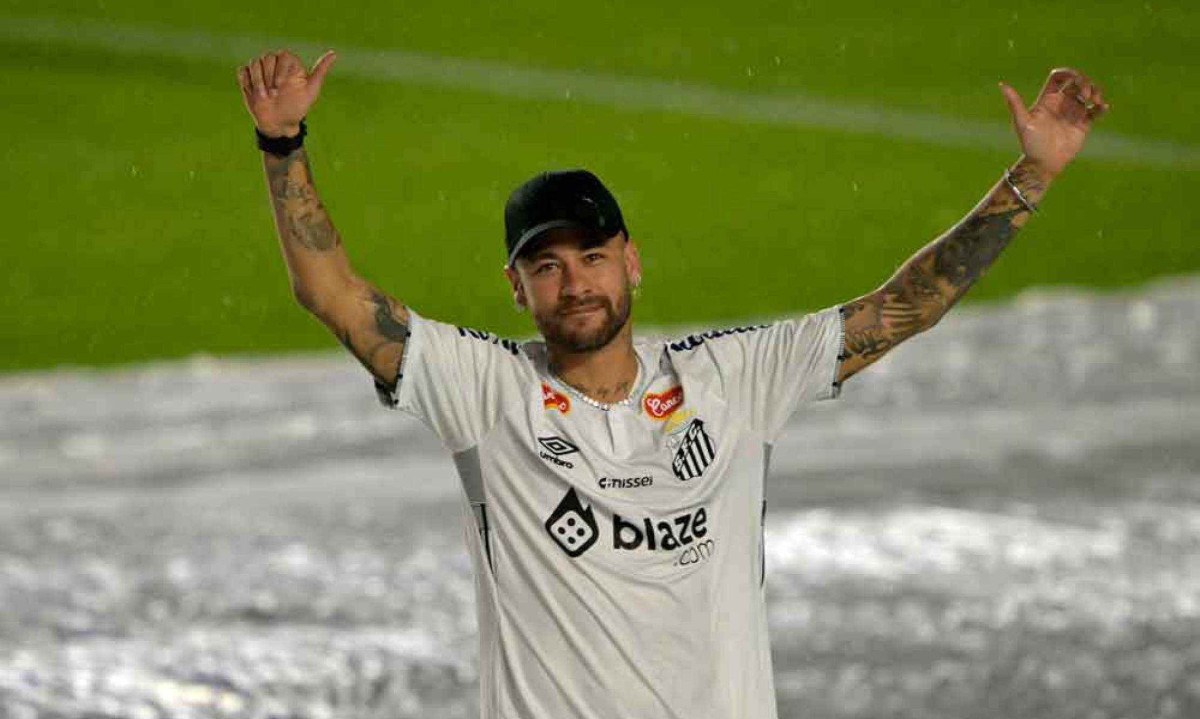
left=255, top=119, right=306, bottom=157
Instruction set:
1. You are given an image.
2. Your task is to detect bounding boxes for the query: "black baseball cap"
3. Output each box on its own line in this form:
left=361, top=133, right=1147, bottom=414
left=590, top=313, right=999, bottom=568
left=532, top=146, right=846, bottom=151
left=504, top=169, right=627, bottom=268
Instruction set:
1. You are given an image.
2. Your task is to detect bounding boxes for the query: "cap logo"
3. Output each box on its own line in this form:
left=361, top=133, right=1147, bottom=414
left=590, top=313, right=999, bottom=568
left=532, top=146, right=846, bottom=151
left=579, top=196, right=604, bottom=227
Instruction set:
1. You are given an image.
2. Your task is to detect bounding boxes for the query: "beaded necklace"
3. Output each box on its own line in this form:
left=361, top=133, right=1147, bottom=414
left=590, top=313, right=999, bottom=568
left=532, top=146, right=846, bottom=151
left=551, top=355, right=643, bottom=411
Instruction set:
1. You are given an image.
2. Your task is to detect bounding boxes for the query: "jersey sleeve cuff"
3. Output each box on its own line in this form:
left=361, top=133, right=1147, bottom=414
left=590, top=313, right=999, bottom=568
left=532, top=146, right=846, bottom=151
left=374, top=309, right=423, bottom=410
left=829, top=304, right=848, bottom=400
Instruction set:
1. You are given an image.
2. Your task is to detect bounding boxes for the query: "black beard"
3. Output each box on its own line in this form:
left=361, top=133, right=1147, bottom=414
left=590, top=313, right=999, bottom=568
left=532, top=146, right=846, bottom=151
left=537, top=286, right=632, bottom=353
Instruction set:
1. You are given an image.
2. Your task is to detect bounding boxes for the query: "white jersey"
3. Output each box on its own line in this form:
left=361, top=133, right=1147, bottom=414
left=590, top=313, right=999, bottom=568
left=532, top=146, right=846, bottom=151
left=376, top=305, right=845, bottom=719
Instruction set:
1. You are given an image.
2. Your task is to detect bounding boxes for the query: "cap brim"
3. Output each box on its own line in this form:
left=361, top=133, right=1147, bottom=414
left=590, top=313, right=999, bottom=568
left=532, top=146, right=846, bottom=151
left=506, top=220, right=596, bottom=268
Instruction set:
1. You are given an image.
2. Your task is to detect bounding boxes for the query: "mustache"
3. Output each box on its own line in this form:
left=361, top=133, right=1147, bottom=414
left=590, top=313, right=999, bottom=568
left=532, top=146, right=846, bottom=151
left=558, top=298, right=609, bottom=315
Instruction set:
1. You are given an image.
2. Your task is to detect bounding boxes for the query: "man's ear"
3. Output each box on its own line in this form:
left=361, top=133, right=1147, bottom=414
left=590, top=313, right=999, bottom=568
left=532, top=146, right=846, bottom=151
left=624, top=235, right=643, bottom=286
left=504, top=265, right=527, bottom=309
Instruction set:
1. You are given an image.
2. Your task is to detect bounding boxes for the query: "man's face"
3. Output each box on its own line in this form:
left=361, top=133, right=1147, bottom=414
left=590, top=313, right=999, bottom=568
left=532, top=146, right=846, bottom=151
left=506, top=228, right=641, bottom=354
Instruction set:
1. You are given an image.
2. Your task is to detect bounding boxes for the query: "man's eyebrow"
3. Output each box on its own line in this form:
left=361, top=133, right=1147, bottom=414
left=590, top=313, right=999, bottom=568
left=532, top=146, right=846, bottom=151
left=525, top=236, right=612, bottom=263
left=529, top=249, right=559, bottom=262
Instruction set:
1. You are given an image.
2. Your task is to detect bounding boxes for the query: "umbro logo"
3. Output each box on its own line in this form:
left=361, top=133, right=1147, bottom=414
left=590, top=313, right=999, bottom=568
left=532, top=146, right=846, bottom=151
left=538, top=435, right=579, bottom=469
left=538, top=436, right=578, bottom=456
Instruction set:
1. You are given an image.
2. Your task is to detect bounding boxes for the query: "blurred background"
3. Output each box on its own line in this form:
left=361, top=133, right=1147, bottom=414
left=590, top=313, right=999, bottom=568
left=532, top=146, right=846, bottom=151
left=2, top=1, right=1199, bottom=717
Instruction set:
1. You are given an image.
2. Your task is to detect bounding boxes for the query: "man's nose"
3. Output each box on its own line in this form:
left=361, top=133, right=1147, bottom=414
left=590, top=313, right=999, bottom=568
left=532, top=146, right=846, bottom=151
left=559, top=260, right=590, bottom=298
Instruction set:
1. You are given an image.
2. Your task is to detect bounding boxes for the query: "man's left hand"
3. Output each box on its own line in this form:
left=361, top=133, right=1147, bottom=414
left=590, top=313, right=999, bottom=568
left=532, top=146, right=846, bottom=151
left=999, top=68, right=1110, bottom=183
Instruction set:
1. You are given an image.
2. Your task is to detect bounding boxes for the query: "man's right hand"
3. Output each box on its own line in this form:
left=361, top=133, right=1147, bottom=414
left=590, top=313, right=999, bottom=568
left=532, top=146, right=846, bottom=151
left=237, top=49, right=337, bottom=138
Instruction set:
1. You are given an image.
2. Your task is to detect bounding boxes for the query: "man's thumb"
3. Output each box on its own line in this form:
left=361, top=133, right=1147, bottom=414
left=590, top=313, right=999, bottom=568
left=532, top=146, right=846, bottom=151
left=999, top=81, right=1030, bottom=128
left=308, top=50, right=338, bottom=95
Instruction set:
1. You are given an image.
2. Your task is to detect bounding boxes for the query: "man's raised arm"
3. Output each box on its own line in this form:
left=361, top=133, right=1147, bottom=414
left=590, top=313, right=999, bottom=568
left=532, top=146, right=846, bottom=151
left=238, top=50, right=410, bottom=393
left=836, top=68, right=1110, bottom=386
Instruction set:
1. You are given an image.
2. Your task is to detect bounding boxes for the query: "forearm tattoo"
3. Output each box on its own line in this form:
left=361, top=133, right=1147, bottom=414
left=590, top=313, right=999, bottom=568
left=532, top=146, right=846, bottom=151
left=930, top=159, right=1046, bottom=308
left=840, top=159, right=1048, bottom=373
left=841, top=272, right=933, bottom=364
left=265, top=148, right=341, bottom=252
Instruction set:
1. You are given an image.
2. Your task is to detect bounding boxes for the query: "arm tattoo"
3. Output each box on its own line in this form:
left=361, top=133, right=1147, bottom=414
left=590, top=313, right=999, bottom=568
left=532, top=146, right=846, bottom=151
left=335, top=289, right=411, bottom=387
left=841, top=288, right=927, bottom=364
left=926, top=158, right=1047, bottom=309
left=839, top=158, right=1049, bottom=378
left=261, top=150, right=410, bottom=389
left=370, top=289, right=411, bottom=343
left=265, top=149, right=341, bottom=252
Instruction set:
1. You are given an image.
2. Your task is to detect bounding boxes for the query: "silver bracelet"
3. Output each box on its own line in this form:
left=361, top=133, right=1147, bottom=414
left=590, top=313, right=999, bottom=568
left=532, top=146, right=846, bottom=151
left=1003, top=169, right=1038, bottom=214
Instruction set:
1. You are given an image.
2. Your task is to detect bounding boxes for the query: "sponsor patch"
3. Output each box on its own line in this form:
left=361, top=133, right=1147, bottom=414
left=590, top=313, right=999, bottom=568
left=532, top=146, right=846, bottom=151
left=643, top=385, right=684, bottom=420
left=544, top=490, right=714, bottom=566
left=598, top=475, right=654, bottom=490
left=671, top=419, right=716, bottom=481
left=613, top=506, right=712, bottom=568
left=542, top=383, right=571, bottom=414
left=545, top=488, right=599, bottom=557
left=676, top=539, right=715, bottom=567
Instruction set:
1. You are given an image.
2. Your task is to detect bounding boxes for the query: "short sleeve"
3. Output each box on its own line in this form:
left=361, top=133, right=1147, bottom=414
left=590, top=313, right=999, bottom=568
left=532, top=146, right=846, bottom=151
left=667, top=304, right=845, bottom=442
left=739, top=304, right=846, bottom=439
left=373, top=309, right=521, bottom=452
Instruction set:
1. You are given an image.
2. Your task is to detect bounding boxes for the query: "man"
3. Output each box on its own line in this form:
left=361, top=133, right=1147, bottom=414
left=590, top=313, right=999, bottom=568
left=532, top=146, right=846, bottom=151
left=238, top=50, right=1107, bottom=718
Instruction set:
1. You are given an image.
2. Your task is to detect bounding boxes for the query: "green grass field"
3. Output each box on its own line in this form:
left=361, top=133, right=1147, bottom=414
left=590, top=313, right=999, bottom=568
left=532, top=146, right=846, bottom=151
left=2, top=1, right=1197, bottom=373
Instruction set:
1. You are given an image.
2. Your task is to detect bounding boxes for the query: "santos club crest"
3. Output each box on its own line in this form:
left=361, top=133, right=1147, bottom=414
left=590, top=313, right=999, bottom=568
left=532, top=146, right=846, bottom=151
left=670, top=419, right=716, bottom=481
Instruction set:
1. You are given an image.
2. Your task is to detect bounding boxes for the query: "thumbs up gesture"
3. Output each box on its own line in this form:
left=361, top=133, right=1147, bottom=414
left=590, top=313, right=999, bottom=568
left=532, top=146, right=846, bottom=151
left=238, top=49, right=338, bottom=138
left=998, top=68, right=1110, bottom=183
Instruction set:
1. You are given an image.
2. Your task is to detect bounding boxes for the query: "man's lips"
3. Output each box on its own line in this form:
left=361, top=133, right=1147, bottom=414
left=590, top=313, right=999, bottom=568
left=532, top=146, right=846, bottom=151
left=561, top=305, right=603, bottom=317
